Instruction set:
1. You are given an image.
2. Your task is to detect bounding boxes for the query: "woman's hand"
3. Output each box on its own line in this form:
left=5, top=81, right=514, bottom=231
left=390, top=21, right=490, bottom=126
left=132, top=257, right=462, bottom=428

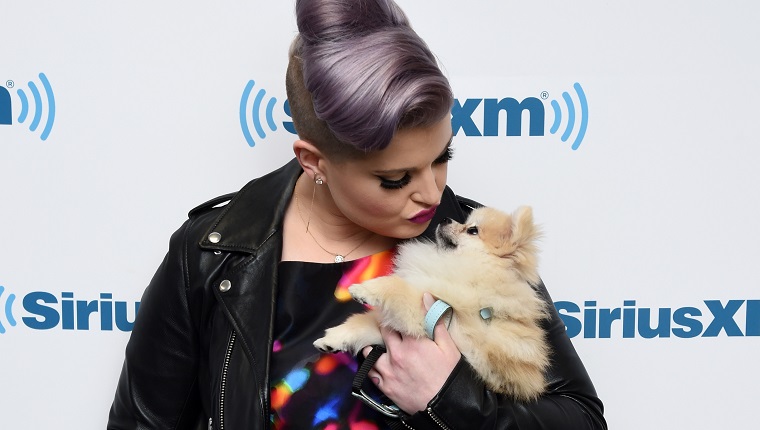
left=363, top=292, right=462, bottom=414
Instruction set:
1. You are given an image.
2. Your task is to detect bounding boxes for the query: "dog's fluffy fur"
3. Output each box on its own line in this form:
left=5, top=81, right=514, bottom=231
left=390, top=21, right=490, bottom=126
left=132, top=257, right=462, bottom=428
left=313, top=206, right=550, bottom=401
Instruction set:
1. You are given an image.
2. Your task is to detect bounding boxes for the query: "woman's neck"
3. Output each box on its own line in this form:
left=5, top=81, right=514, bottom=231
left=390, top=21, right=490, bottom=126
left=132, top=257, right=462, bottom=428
left=281, top=173, right=397, bottom=263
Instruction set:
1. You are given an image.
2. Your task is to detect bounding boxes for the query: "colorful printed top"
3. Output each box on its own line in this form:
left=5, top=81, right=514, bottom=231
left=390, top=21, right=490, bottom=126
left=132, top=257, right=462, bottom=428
left=270, top=249, right=395, bottom=430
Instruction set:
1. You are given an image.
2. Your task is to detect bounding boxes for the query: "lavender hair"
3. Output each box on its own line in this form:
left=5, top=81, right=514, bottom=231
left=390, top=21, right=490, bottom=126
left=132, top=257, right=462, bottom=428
left=286, top=0, right=453, bottom=159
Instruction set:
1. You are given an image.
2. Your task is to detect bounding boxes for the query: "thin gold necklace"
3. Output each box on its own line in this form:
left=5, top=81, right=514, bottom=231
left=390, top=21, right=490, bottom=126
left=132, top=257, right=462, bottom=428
left=294, top=192, right=373, bottom=263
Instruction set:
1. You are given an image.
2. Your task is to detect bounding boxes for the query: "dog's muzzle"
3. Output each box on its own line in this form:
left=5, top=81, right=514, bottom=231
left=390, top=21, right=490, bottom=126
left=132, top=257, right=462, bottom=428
left=435, top=218, right=458, bottom=249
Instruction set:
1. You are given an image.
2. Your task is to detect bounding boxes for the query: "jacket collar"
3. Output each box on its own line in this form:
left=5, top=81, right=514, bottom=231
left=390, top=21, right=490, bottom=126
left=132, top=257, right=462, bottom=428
left=198, top=159, right=301, bottom=253
left=198, top=158, right=467, bottom=253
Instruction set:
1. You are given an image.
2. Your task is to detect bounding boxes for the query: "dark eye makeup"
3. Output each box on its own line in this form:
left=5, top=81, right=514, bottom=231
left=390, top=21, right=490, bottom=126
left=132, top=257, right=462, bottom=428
left=379, top=173, right=412, bottom=189
left=433, top=146, right=454, bottom=165
left=377, top=143, right=454, bottom=190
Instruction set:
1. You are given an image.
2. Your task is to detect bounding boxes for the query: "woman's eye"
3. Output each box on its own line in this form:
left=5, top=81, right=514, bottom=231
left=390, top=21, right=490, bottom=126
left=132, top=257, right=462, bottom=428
left=433, top=146, right=454, bottom=165
left=466, top=226, right=479, bottom=235
left=379, top=172, right=412, bottom=189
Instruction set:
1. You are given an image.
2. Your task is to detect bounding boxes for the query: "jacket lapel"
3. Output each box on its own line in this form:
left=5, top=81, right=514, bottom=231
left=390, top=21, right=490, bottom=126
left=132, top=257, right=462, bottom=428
left=199, top=159, right=301, bottom=415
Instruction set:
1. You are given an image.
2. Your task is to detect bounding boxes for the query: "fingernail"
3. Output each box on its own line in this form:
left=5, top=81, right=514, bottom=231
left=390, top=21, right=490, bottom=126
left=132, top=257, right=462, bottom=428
left=371, top=377, right=380, bottom=386
left=423, top=292, right=435, bottom=309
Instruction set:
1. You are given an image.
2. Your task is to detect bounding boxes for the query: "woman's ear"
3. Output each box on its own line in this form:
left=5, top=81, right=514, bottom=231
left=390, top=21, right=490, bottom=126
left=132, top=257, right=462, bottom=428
left=293, top=139, right=326, bottom=182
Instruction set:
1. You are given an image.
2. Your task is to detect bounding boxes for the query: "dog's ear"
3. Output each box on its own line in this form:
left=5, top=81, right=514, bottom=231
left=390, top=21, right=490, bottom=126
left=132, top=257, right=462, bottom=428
left=493, top=212, right=514, bottom=253
left=494, top=206, right=541, bottom=284
left=511, top=206, right=540, bottom=247
left=512, top=206, right=541, bottom=283
left=490, top=206, right=535, bottom=253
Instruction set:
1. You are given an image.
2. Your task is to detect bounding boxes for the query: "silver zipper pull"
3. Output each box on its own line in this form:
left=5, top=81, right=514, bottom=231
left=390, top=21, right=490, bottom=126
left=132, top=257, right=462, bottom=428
left=208, top=417, right=213, bottom=430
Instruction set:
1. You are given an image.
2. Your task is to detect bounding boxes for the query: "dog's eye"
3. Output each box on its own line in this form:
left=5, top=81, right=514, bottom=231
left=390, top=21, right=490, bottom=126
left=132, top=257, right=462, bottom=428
left=466, top=226, right=479, bottom=235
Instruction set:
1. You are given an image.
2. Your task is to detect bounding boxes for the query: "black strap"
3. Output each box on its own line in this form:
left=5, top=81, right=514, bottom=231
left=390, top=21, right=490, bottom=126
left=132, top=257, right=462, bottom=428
left=352, top=345, right=421, bottom=430
left=352, top=345, right=413, bottom=429
left=352, top=344, right=386, bottom=392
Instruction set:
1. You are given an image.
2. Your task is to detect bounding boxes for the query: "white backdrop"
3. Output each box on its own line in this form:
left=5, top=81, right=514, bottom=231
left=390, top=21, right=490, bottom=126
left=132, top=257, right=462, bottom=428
left=1, top=1, right=758, bottom=428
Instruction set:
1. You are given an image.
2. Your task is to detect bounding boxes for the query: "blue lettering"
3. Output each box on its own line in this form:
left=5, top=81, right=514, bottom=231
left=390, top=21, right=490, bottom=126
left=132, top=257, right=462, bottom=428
left=583, top=301, right=597, bottom=338
left=483, top=97, right=545, bottom=137
left=555, top=300, right=757, bottom=339
left=21, top=291, right=59, bottom=329
left=672, top=307, right=703, bottom=338
left=0, top=86, right=11, bottom=125
left=451, top=99, right=482, bottom=136
left=115, top=301, right=140, bottom=331
left=747, top=300, right=760, bottom=336
left=554, top=301, right=581, bottom=338
left=76, top=298, right=99, bottom=330
left=703, top=300, right=744, bottom=337
left=637, top=308, right=671, bottom=338
left=598, top=307, right=621, bottom=338
left=100, top=293, right=113, bottom=330
left=20, top=291, right=139, bottom=331
left=62, top=292, right=75, bottom=330
left=280, top=96, right=549, bottom=139
left=282, top=99, right=296, bottom=134
left=622, top=300, right=636, bottom=338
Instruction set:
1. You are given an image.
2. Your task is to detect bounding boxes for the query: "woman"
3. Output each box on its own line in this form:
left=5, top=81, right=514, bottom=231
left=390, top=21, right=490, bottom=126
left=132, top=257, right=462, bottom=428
left=108, top=0, right=607, bottom=428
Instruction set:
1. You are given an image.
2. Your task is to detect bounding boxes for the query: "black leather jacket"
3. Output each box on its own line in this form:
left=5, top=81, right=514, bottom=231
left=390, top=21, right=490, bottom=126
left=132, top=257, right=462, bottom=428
left=108, top=159, right=607, bottom=430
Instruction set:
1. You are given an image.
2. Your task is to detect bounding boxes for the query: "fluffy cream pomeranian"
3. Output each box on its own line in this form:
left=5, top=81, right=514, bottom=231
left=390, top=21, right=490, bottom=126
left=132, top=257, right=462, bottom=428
left=313, top=206, right=550, bottom=401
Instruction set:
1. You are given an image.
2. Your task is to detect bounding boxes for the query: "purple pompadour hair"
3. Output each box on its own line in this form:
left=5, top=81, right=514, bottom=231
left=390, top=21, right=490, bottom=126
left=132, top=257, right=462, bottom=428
left=286, top=0, right=453, bottom=159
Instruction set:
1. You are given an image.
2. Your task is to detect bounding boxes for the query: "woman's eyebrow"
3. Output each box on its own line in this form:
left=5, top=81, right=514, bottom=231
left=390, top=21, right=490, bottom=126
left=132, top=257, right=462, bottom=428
left=373, top=135, right=453, bottom=175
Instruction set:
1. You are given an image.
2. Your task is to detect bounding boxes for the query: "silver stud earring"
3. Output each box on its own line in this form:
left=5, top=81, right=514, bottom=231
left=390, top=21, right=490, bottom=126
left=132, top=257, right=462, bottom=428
left=315, top=177, right=324, bottom=185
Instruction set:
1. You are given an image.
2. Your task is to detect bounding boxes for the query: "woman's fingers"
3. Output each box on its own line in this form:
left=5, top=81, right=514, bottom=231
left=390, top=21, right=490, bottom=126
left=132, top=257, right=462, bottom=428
left=422, top=292, right=436, bottom=311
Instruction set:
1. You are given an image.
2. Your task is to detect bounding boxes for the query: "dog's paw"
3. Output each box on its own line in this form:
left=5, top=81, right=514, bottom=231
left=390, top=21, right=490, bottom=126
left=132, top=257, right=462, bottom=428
left=313, top=326, right=352, bottom=353
left=348, top=283, right=377, bottom=306
left=313, top=336, right=340, bottom=353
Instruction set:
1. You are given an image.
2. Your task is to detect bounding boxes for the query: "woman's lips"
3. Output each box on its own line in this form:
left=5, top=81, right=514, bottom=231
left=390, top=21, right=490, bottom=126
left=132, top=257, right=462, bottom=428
left=409, top=206, right=438, bottom=224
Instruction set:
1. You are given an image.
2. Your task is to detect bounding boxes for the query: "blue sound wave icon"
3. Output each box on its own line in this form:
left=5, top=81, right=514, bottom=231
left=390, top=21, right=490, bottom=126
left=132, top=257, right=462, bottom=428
left=14, top=72, right=56, bottom=141
left=0, top=285, right=18, bottom=334
left=240, top=79, right=278, bottom=147
left=549, top=82, right=588, bottom=150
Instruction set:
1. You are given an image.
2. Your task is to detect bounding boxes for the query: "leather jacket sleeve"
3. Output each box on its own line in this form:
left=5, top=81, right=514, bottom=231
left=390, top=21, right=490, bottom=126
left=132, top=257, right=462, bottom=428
left=108, top=219, right=204, bottom=429
left=402, top=281, right=607, bottom=430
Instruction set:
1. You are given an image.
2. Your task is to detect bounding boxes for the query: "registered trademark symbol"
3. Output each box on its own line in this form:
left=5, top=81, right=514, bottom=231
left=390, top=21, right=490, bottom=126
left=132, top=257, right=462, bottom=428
left=5, top=80, right=13, bottom=88
left=540, top=91, right=549, bottom=100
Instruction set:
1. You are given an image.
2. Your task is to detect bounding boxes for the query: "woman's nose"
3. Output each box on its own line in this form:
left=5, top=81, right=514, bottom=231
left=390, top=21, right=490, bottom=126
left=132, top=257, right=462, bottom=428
left=412, top=167, right=441, bottom=205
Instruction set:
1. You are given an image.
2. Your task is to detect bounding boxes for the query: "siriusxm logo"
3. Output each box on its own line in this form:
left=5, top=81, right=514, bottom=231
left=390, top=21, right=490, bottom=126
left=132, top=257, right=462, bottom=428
left=556, top=299, right=760, bottom=339
left=0, top=72, right=56, bottom=141
left=452, top=83, right=588, bottom=150
left=0, top=285, right=138, bottom=333
left=238, top=80, right=589, bottom=150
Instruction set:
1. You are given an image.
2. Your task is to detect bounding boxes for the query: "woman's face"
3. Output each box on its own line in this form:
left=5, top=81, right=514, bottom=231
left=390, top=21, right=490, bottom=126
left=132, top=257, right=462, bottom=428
left=319, top=117, right=454, bottom=239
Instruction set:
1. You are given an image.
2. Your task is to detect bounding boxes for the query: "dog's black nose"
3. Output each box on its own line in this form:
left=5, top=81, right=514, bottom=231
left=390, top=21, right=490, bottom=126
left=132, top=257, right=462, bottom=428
left=439, top=217, right=453, bottom=225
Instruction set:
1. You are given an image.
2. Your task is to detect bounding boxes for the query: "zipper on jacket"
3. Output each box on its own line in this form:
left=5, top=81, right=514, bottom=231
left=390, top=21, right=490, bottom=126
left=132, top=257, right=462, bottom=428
left=219, top=330, right=237, bottom=430
left=426, top=407, right=451, bottom=430
left=397, top=408, right=450, bottom=430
